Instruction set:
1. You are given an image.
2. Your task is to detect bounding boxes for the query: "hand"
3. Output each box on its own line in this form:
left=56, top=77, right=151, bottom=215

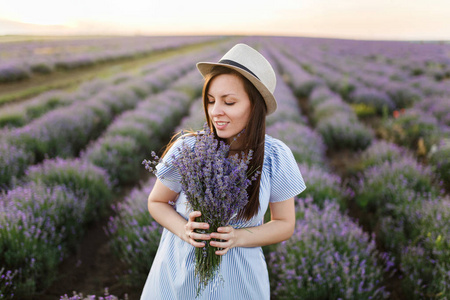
left=184, top=211, right=210, bottom=248
left=210, top=226, right=237, bottom=256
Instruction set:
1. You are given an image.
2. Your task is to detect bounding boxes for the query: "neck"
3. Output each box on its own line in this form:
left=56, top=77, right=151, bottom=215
left=228, top=137, right=244, bottom=151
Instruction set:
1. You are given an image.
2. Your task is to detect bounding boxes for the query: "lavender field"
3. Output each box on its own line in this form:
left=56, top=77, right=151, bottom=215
left=1, top=35, right=449, bottom=300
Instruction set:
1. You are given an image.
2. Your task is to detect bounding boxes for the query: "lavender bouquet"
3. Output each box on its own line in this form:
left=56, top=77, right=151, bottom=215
left=143, top=123, right=259, bottom=296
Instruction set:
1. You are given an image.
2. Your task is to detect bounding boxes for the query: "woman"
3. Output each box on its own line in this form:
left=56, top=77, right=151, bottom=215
left=141, top=43, right=306, bottom=299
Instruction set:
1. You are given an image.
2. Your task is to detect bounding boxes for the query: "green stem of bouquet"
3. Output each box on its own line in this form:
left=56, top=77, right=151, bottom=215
left=194, top=216, right=223, bottom=298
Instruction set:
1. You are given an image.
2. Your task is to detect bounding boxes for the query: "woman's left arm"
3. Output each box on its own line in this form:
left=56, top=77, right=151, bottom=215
left=210, top=197, right=295, bottom=255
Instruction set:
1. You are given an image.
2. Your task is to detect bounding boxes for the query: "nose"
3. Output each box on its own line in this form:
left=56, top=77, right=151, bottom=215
left=210, top=102, right=224, bottom=116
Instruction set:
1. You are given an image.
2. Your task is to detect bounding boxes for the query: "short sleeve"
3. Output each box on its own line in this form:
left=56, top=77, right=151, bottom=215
left=269, top=138, right=307, bottom=203
left=155, top=136, right=195, bottom=193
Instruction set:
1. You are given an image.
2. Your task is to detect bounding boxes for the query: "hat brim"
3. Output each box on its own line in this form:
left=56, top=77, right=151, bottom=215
left=196, top=62, right=277, bottom=116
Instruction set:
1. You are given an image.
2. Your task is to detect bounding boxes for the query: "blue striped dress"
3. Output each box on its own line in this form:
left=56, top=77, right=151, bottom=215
left=140, top=134, right=306, bottom=299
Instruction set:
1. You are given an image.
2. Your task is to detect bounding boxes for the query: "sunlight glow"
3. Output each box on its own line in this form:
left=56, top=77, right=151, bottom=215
left=0, top=0, right=449, bottom=40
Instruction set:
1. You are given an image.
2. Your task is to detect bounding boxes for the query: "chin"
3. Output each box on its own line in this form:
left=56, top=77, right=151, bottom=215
left=214, top=130, right=233, bottom=140
left=216, top=132, right=231, bottom=139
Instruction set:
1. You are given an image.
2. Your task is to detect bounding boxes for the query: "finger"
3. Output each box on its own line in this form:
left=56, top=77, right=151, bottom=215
left=215, top=247, right=229, bottom=256
left=217, top=226, right=232, bottom=233
left=190, top=231, right=211, bottom=241
left=190, top=221, right=209, bottom=231
left=187, top=231, right=206, bottom=248
left=188, top=211, right=201, bottom=221
left=210, top=239, right=230, bottom=249
left=191, top=239, right=207, bottom=248
left=185, top=224, right=209, bottom=235
left=209, top=232, right=228, bottom=240
left=210, top=226, right=233, bottom=239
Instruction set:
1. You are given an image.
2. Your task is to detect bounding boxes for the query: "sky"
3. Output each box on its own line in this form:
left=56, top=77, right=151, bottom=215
left=0, top=0, right=449, bottom=40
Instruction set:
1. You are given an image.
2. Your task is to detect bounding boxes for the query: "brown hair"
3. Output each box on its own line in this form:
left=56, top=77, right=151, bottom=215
left=202, top=66, right=267, bottom=221
left=162, top=66, right=267, bottom=221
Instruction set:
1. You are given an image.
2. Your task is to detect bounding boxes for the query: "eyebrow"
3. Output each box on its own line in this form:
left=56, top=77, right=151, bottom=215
left=207, top=93, right=236, bottom=98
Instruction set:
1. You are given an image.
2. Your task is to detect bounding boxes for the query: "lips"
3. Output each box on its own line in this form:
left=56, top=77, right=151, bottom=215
left=214, top=121, right=229, bottom=130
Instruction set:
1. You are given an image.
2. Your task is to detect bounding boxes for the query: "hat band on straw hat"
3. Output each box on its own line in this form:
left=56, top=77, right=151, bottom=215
left=218, top=59, right=260, bottom=80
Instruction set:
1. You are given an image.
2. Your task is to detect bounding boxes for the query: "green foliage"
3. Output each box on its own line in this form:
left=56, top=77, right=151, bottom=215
left=268, top=198, right=392, bottom=300
left=386, top=85, right=422, bottom=109
left=83, top=135, right=141, bottom=186
left=0, top=141, right=34, bottom=189
left=328, top=74, right=356, bottom=99
left=357, top=139, right=415, bottom=170
left=310, top=101, right=355, bottom=127
left=296, top=163, right=352, bottom=210
left=428, top=140, right=450, bottom=187
left=0, top=182, right=86, bottom=295
left=379, top=196, right=450, bottom=299
left=25, top=158, right=113, bottom=222
left=380, top=109, right=441, bottom=154
left=106, top=179, right=162, bottom=287
left=107, top=120, right=155, bottom=153
left=354, top=157, right=442, bottom=219
left=30, top=63, right=53, bottom=74
left=0, top=110, right=26, bottom=128
left=317, top=114, right=373, bottom=151
left=25, top=95, right=64, bottom=119
left=351, top=103, right=377, bottom=118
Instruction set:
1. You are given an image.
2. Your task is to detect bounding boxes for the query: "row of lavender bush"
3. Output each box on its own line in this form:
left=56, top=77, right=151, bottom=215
left=352, top=140, right=450, bottom=299
left=261, top=47, right=393, bottom=299
left=300, top=34, right=450, bottom=190
left=276, top=37, right=450, bottom=299
left=277, top=37, right=450, bottom=83
left=0, top=70, right=203, bottom=298
left=276, top=37, right=449, bottom=121
left=275, top=35, right=450, bottom=195
left=0, top=58, right=169, bottom=128
left=0, top=43, right=225, bottom=298
left=0, top=36, right=220, bottom=83
left=267, top=45, right=374, bottom=152
left=0, top=46, right=218, bottom=190
left=276, top=37, right=450, bottom=298
left=0, top=162, right=112, bottom=298
left=276, top=36, right=450, bottom=192
left=80, top=69, right=204, bottom=186
left=378, top=104, right=450, bottom=189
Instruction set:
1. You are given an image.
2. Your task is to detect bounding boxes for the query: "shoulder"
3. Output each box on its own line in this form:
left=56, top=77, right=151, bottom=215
left=162, top=134, right=197, bottom=161
left=264, top=134, right=293, bottom=159
left=171, top=133, right=197, bottom=149
left=263, top=134, right=299, bottom=174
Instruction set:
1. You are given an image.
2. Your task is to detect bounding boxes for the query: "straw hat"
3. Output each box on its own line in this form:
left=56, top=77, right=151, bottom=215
left=196, top=43, right=277, bottom=115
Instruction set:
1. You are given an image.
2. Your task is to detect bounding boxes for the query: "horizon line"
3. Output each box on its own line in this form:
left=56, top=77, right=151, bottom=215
left=1, top=33, right=449, bottom=43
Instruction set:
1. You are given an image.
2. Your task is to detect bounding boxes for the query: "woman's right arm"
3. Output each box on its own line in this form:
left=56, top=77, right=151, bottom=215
left=148, top=178, right=211, bottom=247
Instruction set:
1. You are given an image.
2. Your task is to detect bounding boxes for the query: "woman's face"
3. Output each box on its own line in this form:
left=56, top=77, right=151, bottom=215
left=207, top=73, right=252, bottom=147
